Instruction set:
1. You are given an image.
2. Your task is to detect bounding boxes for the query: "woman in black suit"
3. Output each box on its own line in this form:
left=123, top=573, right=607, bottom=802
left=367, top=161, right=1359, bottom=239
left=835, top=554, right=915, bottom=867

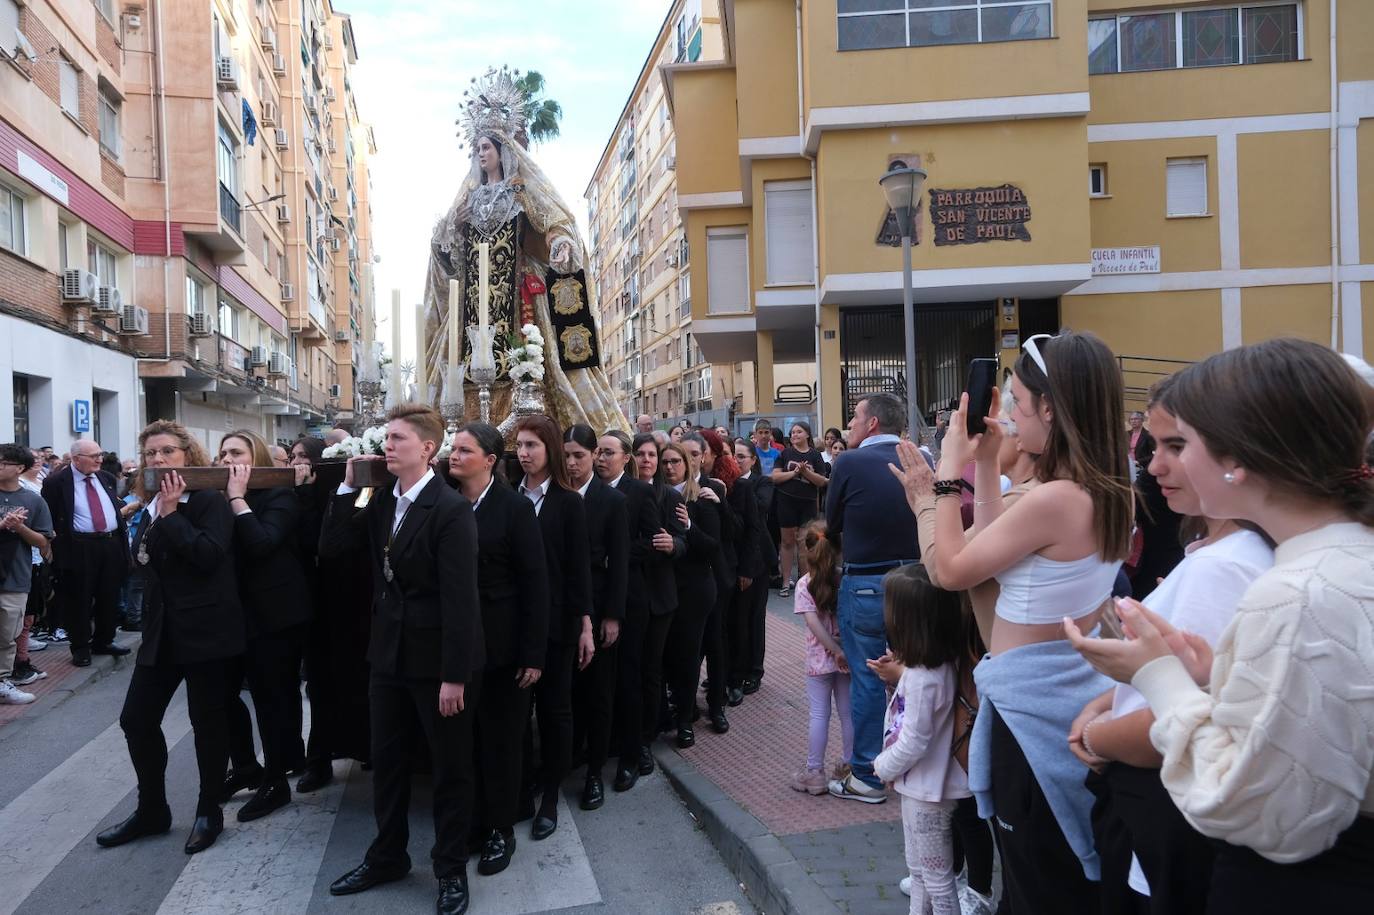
left=448, top=421, right=548, bottom=876
left=514, top=415, right=593, bottom=841
left=683, top=431, right=740, bottom=734
left=97, top=421, right=245, bottom=855
left=563, top=425, right=628, bottom=813
left=659, top=442, right=721, bottom=749
left=731, top=438, right=774, bottom=696
left=217, top=429, right=314, bottom=822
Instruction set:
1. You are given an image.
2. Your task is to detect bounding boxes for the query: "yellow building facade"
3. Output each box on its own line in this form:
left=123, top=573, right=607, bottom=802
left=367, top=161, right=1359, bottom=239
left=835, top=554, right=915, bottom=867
left=665, top=0, right=1373, bottom=430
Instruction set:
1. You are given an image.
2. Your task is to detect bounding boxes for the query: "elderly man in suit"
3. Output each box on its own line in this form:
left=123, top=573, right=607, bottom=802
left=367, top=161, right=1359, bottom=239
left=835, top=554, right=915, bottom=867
left=41, top=439, right=130, bottom=667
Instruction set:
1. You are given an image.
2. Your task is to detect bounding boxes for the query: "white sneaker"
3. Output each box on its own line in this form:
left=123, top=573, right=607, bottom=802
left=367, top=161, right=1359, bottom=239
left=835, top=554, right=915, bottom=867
left=49, top=629, right=69, bottom=644
left=826, top=773, right=888, bottom=804
left=959, top=885, right=994, bottom=915
left=25, top=636, right=47, bottom=652
left=0, top=679, right=36, bottom=704
left=899, top=876, right=912, bottom=896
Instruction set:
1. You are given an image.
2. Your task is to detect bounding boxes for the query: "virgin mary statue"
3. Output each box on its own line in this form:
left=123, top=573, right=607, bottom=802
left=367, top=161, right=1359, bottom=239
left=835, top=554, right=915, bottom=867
left=421, top=67, right=628, bottom=435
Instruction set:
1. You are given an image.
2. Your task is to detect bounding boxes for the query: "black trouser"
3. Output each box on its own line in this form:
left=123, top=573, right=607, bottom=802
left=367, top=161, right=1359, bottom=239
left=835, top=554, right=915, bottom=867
left=120, top=658, right=233, bottom=817
left=572, top=629, right=618, bottom=776
left=728, top=577, right=767, bottom=687
left=303, top=613, right=371, bottom=767
left=639, top=610, right=674, bottom=744
left=613, top=597, right=650, bottom=762
left=951, top=794, right=995, bottom=898
left=527, top=640, right=576, bottom=802
left=1089, top=762, right=1210, bottom=915
left=473, top=665, right=532, bottom=835
left=364, top=670, right=480, bottom=879
left=700, top=585, right=729, bottom=711
left=226, top=623, right=308, bottom=780
left=667, top=582, right=715, bottom=727
left=57, top=535, right=124, bottom=652
left=989, top=708, right=1100, bottom=915
left=1207, top=814, right=1374, bottom=914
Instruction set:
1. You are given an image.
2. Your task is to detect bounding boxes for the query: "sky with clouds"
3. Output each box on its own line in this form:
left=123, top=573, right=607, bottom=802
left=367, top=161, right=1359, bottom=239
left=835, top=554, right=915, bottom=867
left=343, top=0, right=671, bottom=369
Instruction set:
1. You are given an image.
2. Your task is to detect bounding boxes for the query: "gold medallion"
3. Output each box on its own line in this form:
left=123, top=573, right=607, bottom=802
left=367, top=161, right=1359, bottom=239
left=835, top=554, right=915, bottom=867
left=551, top=277, right=584, bottom=316
left=559, top=324, right=594, bottom=364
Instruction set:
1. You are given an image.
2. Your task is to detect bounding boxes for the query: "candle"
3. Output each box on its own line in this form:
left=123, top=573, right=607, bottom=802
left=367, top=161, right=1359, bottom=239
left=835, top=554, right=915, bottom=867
left=478, top=242, right=490, bottom=333
left=415, top=301, right=428, bottom=400
left=447, top=278, right=461, bottom=394
left=390, top=289, right=403, bottom=404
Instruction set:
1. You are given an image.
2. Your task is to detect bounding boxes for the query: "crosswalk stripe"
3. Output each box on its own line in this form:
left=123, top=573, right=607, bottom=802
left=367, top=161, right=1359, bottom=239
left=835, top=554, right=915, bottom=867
left=0, top=696, right=194, bottom=915
left=469, top=793, right=602, bottom=914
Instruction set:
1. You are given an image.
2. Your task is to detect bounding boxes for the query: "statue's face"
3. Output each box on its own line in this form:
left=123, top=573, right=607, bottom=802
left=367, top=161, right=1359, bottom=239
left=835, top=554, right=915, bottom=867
left=477, top=136, right=501, bottom=176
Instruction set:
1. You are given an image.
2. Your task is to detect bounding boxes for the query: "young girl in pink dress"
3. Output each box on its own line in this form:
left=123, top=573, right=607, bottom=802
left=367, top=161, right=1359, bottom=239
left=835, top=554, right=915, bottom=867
left=789, top=521, right=854, bottom=794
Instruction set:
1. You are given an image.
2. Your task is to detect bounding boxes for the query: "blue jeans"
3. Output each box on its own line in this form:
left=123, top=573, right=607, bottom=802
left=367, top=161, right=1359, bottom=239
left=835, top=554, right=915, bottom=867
left=837, top=571, right=891, bottom=788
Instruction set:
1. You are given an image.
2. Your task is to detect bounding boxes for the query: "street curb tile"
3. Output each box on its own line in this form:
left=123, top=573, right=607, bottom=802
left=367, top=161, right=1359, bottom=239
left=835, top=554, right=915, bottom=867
left=655, top=744, right=843, bottom=915
left=0, top=636, right=140, bottom=734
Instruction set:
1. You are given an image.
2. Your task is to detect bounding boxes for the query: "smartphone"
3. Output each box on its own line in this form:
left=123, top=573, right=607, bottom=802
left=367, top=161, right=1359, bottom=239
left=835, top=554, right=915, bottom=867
left=965, top=357, right=999, bottom=437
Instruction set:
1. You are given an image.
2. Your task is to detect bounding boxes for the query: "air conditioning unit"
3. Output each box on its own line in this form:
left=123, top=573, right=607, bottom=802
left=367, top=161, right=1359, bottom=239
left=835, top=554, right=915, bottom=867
left=280, top=282, right=295, bottom=302
left=665, top=156, right=676, bottom=170
left=329, top=237, right=341, bottom=252
left=333, top=329, right=348, bottom=343
left=327, top=137, right=336, bottom=153
left=323, top=32, right=334, bottom=49
left=325, top=85, right=336, bottom=102
left=327, top=186, right=338, bottom=201
left=260, top=26, right=276, bottom=52
left=261, top=100, right=278, bottom=126
left=275, top=203, right=290, bottom=223
left=188, top=312, right=215, bottom=337
left=216, top=56, right=240, bottom=90
left=119, top=305, right=150, bottom=335
left=274, top=128, right=289, bottom=149
left=249, top=345, right=269, bottom=367
left=60, top=269, right=98, bottom=303
left=272, top=53, right=287, bottom=75
left=267, top=352, right=290, bottom=376
left=328, top=383, right=342, bottom=398
left=665, top=251, right=679, bottom=268
left=93, top=285, right=122, bottom=315
left=322, top=227, right=336, bottom=241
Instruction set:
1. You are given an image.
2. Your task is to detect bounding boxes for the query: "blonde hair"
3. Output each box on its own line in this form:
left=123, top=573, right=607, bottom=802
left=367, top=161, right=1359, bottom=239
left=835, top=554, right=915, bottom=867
left=219, top=429, right=273, bottom=467
left=662, top=442, right=700, bottom=502
left=135, top=420, right=212, bottom=499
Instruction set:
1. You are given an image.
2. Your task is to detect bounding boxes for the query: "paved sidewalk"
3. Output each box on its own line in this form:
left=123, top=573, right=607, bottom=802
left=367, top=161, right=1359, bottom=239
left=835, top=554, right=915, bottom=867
left=0, top=632, right=139, bottom=730
left=654, top=593, right=911, bottom=915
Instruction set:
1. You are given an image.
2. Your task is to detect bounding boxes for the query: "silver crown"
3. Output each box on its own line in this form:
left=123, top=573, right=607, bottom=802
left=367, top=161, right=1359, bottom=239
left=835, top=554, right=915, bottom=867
left=456, top=66, right=527, bottom=149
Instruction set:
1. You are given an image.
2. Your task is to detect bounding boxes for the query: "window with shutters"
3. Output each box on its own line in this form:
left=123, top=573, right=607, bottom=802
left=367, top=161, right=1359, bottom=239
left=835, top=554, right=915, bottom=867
left=0, top=181, right=25, bottom=256
left=60, top=57, right=81, bottom=118
left=1166, top=158, right=1208, bottom=217
left=98, top=84, right=121, bottom=159
left=706, top=228, right=749, bottom=315
left=0, top=0, right=19, bottom=58
left=764, top=180, right=814, bottom=286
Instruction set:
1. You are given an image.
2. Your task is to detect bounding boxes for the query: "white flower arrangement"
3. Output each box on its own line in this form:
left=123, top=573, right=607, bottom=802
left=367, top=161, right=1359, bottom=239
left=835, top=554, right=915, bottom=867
left=321, top=425, right=388, bottom=460
left=506, top=323, right=546, bottom=383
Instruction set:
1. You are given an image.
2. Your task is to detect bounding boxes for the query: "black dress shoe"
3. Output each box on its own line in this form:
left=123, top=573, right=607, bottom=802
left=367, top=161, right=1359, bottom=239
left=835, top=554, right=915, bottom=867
left=580, top=774, right=605, bottom=811
left=96, top=807, right=172, bottom=847
left=709, top=709, right=730, bottom=734
left=613, top=765, right=638, bottom=792
left=477, top=829, right=516, bottom=876
left=676, top=726, right=695, bottom=749
left=184, top=809, right=223, bottom=854
left=220, top=765, right=264, bottom=803
left=742, top=677, right=761, bottom=695
left=727, top=687, right=744, bottom=707
left=437, top=874, right=470, bottom=915
left=637, top=746, right=655, bottom=776
left=530, top=810, right=558, bottom=841
left=237, top=779, right=290, bottom=822
left=329, top=860, right=410, bottom=896
left=71, top=650, right=91, bottom=667
left=296, top=763, right=334, bottom=794
left=91, top=642, right=131, bottom=656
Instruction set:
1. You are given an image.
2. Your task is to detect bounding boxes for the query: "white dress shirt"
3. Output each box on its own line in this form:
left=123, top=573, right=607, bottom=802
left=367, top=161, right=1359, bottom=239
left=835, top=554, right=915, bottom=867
left=72, top=468, right=117, bottom=533
left=390, top=469, right=435, bottom=536
left=608, top=472, right=624, bottom=490
left=576, top=477, right=592, bottom=498
left=519, top=475, right=551, bottom=516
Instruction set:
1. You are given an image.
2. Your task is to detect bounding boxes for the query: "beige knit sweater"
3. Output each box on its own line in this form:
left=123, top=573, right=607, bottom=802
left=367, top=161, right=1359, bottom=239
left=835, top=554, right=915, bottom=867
left=1133, top=521, right=1374, bottom=863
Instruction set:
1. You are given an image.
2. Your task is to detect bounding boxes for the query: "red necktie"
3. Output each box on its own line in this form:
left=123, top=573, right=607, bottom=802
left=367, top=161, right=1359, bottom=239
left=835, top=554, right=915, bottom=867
left=85, top=476, right=109, bottom=532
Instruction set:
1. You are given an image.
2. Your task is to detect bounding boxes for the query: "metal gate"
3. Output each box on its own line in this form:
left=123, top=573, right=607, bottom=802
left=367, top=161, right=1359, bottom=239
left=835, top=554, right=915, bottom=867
left=839, top=303, right=997, bottom=424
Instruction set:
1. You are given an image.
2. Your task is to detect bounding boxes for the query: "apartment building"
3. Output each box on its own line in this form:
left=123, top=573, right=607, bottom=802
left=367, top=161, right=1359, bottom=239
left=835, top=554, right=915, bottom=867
left=0, top=0, right=376, bottom=455
left=587, top=0, right=784, bottom=431
left=665, top=0, right=1373, bottom=431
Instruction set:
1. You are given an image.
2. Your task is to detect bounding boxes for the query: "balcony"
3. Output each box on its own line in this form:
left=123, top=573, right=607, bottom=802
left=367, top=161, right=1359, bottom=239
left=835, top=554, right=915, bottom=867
left=219, top=183, right=242, bottom=237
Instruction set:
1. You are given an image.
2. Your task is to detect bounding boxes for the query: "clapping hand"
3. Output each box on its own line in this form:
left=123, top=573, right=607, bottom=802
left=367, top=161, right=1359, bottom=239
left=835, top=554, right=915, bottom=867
left=0, top=508, right=29, bottom=531
left=888, top=439, right=935, bottom=514
left=866, top=650, right=902, bottom=687
left=1063, top=598, right=1212, bottom=686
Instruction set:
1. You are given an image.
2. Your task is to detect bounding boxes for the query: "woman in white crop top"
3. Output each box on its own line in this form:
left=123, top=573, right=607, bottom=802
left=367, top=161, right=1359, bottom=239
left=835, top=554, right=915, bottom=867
left=1066, top=338, right=1374, bottom=912
left=892, top=331, right=1135, bottom=915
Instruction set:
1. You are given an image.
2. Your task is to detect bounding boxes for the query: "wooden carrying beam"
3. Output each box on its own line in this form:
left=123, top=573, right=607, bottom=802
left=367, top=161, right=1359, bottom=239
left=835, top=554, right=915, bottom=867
left=141, top=467, right=298, bottom=492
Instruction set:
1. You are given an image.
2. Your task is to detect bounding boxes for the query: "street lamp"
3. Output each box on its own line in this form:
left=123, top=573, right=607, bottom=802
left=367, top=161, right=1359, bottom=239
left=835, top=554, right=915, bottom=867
left=878, top=161, right=928, bottom=440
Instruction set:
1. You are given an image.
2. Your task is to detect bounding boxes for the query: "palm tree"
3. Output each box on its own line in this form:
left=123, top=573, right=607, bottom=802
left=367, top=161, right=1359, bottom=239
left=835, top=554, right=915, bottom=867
left=514, top=70, right=562, bottom=146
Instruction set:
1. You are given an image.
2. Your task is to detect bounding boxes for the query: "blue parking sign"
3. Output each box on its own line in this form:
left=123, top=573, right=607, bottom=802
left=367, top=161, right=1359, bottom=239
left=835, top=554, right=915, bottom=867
left=72, top=399, right=91, bottom=434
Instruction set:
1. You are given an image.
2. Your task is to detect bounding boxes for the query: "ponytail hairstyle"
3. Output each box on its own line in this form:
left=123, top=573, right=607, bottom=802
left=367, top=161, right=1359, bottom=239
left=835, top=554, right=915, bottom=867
left=456, top=421, right=506, bottom=481
left=1013, top=330, right=1133, bottom=561
left=800, top=520, right=840, bottom=618
left=1163, top=337, right=1374, bottom=527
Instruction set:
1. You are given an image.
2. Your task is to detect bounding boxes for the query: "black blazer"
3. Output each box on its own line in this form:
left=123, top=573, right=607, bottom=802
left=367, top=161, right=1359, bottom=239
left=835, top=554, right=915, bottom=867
left=728, top=475, right=764, bottom=582
left=612, top=474, right=660, bottom=620
left=473, top=479, right=549, bottom=670
left=646, top=481, right=689, bottom=617
left=135, top=490, right=245, bottom=666
left=700, top=475, right=738, bottom=591
left=233, top=487, right=314, bottom=637
left=532, top=483, right=593, bottom=645
left=741, top=470, right=779, bottom=577
left=674, top=491, right=721, bottom=618
left=582, top=477, right=628, bottom=625
left=41, top=465, right=128, bottom=569
left=319, top=475, right=484, bottom=683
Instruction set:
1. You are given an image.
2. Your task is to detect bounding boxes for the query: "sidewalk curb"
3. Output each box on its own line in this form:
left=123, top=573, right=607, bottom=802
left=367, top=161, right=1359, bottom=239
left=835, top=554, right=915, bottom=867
left=1, top=638, right=140, bottom=737
left=654, top=744, right=843, bottom=915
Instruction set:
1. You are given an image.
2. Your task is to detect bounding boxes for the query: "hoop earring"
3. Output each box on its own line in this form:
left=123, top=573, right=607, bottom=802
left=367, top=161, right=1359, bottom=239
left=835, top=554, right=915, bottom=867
left=1223, top=471, right=1236, bottom=484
